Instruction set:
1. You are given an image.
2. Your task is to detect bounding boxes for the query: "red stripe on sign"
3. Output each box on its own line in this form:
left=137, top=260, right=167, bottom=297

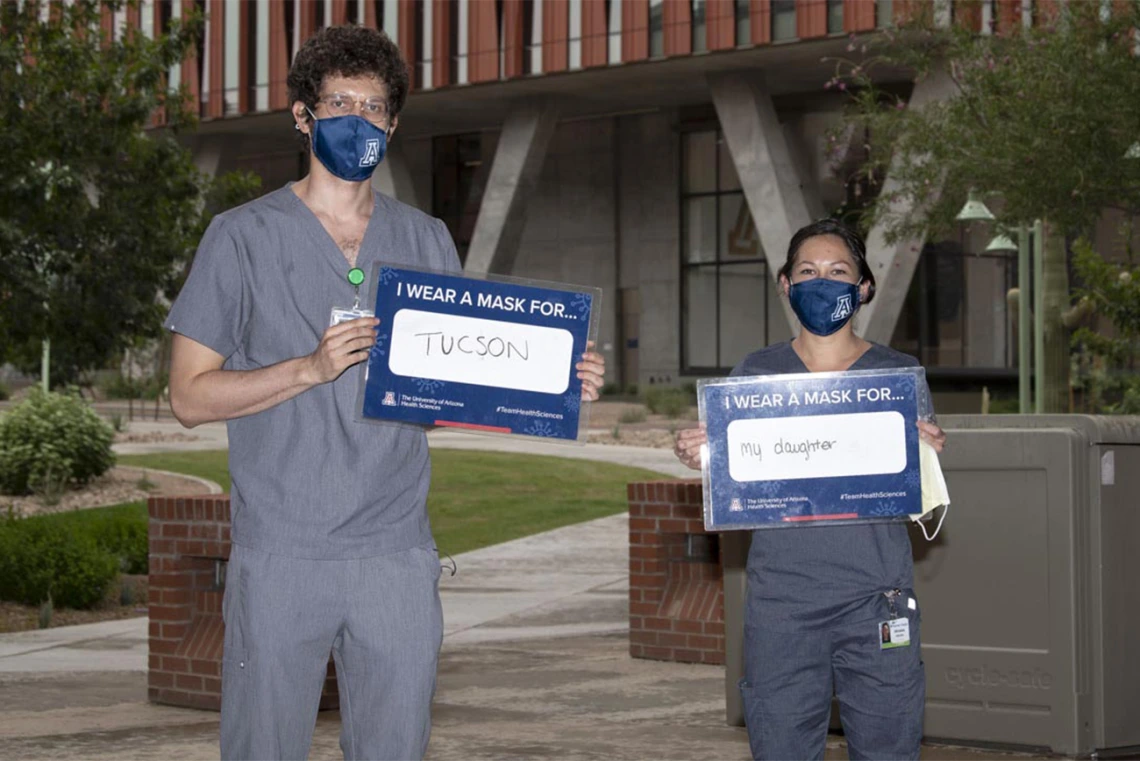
left=435, top=421, right=512, bottom=434
left=782, top=513, right=860, bottom=522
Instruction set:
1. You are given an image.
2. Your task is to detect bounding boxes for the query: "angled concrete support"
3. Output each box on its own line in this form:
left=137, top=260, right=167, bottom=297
left=372, top=138, right=427, bottom=211
left=709, top=73, right=819, bottom=331
left=464, top=99, right=560, bottom=275
left=854, top=68, right=955, bottom=343
left=191, top=135, right=229, bottom=178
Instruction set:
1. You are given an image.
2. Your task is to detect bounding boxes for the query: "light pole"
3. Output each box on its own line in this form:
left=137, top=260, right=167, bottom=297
left=985, top=232, right=1025, bottom=412
left=1032, top=220, right=1045, bottom=414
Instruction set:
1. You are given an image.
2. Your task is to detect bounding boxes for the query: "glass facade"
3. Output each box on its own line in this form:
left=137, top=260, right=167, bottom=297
left=891, top=241, right=1019, bottom=372
left=432, top=133, right=487, bottom=267
left=681, top=129, right=768, bottom=373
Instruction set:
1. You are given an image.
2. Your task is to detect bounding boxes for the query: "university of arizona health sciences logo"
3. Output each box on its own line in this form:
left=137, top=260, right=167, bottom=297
left=832, top=293, right=853, bottom=322
left=382, top=391, right=397, bottom=406
left=729, top=498, right=744, bottom=512
left=360, top=139, right=381, bottom=167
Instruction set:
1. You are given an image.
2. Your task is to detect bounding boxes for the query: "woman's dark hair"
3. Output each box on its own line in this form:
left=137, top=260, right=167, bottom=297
left=777, top=218, right=876, bottom=304
left=287, top=25, right=409, bottom=150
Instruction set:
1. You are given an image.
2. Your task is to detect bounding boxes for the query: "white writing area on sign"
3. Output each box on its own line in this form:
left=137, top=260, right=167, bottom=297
left=726, top=411, right=908, bottom=483
left=387, top=309, right=574, bottom=395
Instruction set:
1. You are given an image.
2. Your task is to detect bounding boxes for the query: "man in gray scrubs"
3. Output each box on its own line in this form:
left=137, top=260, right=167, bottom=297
left=166, top=25, right=605, bottom=761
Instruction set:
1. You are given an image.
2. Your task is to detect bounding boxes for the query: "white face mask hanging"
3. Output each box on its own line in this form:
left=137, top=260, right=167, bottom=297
left=911, top=438, right=950, bottom=541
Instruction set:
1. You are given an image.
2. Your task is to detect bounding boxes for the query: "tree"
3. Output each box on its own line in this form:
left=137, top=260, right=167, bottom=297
left=827, top=2, right=1140, bottom=412
left=1070, top=240, right=1140, bottom=413
left=0, top=0, right=259, bottom=388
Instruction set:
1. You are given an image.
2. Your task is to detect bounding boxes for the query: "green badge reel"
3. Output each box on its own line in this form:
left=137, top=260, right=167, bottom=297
left=329, top=267, right=376, bottom=326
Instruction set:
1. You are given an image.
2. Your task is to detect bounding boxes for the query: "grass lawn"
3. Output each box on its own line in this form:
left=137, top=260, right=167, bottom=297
left=118, top=449, right=660, bottom=556
left=118, top=450, right=233, bottom=492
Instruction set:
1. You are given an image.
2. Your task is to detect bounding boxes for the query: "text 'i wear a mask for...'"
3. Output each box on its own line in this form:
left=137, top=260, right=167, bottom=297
left=308, top=109, right=388, bottom=182
left=788, top=278, right=861, bottom=337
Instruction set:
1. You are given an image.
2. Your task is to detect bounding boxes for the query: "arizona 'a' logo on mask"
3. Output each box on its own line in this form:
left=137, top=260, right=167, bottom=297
left=360, top=139, right=381, bottom=167
left=831, top=294, right=853, bottom=322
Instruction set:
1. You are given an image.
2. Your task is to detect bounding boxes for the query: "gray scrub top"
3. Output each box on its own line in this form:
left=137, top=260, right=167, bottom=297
left=732, top=341, right=933, bottom=631
left=165, top=186, right=461, bottom=559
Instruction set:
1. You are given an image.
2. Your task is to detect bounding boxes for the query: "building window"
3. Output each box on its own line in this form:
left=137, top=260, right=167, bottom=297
left=771, top=0, right=796, bottom=40
left=681, top=128, right=768, bottom=373
left=433, top=134, right=487, bottom=266
left=448, top=0, right=459, bottom=84
left=523, top=0, right=539, bottom=74
left=735, top=0, right=750, bottom=45
left=649, top=0, right=664, bottom=57
left=876, top=0, right=893, bottom=28
left=827, top=0, right=844, bottom=33
left=891, top=241, right=1018, bottom=372
left=692, top=0, right=707, bottom=53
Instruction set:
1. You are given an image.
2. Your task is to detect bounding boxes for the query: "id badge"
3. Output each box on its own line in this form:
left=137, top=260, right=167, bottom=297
left=329, top=307, right=374, bottom=327
left=878, top=618, right=911, bottom=649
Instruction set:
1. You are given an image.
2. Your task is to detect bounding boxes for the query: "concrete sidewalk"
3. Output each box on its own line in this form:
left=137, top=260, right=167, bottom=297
left=3, top=422, right=1048, bottom=759
left=0, top=513, right=1045, bottom=761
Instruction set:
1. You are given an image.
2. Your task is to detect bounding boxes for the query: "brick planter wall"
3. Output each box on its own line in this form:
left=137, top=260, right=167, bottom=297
left=148, top=495, right=338, bottom=711
left=628, top=480, right=726, bottom=665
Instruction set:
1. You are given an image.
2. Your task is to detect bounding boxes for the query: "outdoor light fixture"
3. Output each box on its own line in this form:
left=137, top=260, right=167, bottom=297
left=985, top=233, right=1018, bottom=254
left=956, top=189, right=996, bottom=222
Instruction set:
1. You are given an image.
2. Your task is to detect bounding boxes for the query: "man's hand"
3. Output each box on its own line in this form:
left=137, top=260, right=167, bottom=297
left=577, top=341, right=606, bottom=402
left=917, top=420, right=947, bottom=453
left=673, top=425, right=707, bottom=471
left=303, top=317, right=380, bottom=385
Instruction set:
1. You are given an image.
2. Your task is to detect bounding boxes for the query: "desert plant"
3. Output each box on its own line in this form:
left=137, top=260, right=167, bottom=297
left=38, top=596, right=52, bottom=629
left=644, top=388, right=693, bottom=419
left=619, top=407, right=648, bottom=424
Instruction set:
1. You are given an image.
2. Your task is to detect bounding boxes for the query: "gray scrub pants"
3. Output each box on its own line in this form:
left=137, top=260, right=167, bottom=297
left=220, top=542, right=444, bottom=761
left=739, top=591, right=925, bottom=761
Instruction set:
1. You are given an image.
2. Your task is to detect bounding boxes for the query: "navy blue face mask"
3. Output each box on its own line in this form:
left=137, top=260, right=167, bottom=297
left=788, top=278, right=862, bottom=336
left=307, top=109, right=388, bottom=182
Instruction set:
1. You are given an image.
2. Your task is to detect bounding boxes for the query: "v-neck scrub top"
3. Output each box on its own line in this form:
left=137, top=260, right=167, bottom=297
left=165, top=186, right=462, bottom=559
left=732, top=341, right=933, bottom=631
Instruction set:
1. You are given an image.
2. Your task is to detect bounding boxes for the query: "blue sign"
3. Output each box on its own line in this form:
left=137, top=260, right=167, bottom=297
left=700, top=369, right=923, bottom=530
left=360, top=266, right=597, bottom=441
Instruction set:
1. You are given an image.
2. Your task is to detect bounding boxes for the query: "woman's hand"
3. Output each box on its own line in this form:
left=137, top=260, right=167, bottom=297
left=673, top=425, right=707, bottom=471
left=577, top=341, right=606, bottom=402
left=917, top=420, right=946, bottom=453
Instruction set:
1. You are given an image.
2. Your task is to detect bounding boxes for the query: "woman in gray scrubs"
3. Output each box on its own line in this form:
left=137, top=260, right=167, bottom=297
left=674, top=219, right=947, bottom=761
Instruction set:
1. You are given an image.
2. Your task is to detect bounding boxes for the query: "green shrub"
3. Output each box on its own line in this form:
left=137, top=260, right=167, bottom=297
left=0, top=381, right=10, bottom=401
left=644, top=388, right=693, bottom=419
left=0, top=389, right=115, bottom=495
left=36, top=503, right=149, bottom=575
left=0, top=516, right=119, bottom=609
left=619, top=406, right=648, bottom=424
left=87, top=510, right=149, bottom=575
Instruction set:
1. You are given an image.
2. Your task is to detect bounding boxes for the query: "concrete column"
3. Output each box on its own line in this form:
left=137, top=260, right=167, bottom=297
left=191, top=136, right=228, bottom=178
left=854, top=68, right=955, bottom=344
left=464, top=99, right=560, bottom=275
left=371, top=139, right=427, bottom=211
left=709, top=72, right=817, bottom=331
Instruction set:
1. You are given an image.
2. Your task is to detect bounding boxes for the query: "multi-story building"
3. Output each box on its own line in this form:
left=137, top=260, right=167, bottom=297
left=118, top=0, right=1045, bottom=408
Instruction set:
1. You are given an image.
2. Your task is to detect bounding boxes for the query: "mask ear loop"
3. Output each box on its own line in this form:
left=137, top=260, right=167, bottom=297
left=917, top=504, right=948, bottom=541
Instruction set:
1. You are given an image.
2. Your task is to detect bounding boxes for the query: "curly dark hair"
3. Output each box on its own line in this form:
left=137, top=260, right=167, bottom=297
left=287, top=25, right=409, bottom=150
left=778, top=218, right=877, bottom=305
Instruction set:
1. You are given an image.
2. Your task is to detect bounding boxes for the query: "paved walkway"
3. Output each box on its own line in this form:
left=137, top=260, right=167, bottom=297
left=0, top=514, right=1043, bottom=761
left=0, top=421, right=1047, bottom=759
